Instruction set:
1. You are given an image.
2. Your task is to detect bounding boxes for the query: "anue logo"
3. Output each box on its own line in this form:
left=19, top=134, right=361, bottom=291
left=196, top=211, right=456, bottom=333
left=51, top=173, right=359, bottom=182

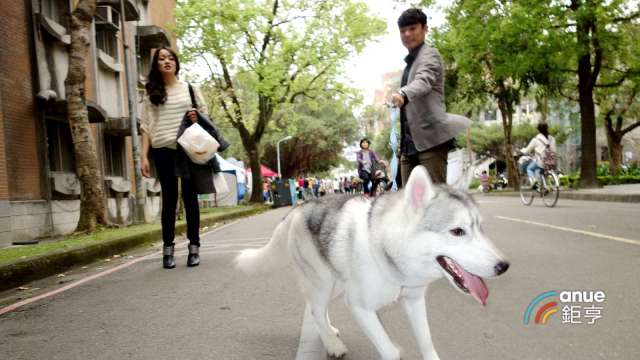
left=523, top=290, right=606, bottom=325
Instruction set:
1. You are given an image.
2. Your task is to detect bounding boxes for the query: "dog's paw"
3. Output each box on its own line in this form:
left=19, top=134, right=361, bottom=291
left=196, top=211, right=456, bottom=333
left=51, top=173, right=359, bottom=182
left=325, top=338, right=348, bottom=359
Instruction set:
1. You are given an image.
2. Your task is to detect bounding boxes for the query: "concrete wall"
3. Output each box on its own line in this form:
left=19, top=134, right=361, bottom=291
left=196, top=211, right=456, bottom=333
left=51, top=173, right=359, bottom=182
left=148, top=0, right=177, bottom=47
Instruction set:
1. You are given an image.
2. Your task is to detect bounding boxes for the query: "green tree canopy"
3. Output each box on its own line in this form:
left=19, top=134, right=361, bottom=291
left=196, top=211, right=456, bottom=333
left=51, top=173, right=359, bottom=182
left=176, top=0, right=386, bottom=201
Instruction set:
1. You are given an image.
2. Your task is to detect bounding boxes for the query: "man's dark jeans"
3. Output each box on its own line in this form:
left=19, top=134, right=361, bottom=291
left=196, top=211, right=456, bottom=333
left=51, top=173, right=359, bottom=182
left=400, top=144, right=449, bottom=185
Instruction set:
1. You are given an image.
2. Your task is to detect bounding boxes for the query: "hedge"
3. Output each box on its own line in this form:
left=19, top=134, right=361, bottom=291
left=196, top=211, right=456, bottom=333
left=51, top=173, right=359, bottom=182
left=559, top=175, right=640, bottom=188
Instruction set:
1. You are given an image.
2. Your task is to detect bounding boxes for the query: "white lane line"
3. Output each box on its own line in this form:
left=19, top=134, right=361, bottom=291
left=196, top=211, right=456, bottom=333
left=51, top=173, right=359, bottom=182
left=0, top=221, right=239, bottom=316
left=148, top=244, right=267, bottom=259
left=295, top=305, right=326, bottom=360
left=173, top=243, right=267, bottom=256
left=200, top=239, right=270, bottom=247
left=496, top=216, right=640, bottom=246
left=207, top=237, right=271, bottom=244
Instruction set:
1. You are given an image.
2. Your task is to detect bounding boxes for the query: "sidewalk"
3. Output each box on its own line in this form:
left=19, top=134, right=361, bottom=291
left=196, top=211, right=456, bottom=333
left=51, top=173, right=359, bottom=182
left=481, top=183, right=640, bottom=203
left=0, top=205, right=271, bottom=292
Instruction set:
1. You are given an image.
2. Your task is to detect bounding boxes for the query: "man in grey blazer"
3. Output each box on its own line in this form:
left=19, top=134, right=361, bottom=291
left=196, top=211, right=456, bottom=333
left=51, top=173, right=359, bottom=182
left=391, top=8, right=469, bottom=185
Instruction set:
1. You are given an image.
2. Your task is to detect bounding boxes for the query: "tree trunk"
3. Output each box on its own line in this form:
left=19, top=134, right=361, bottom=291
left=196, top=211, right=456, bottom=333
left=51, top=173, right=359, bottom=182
left=498, top=100, right=519, bottom=191
left=248, top=147, right=263, bottom=203
left=577, top=71, right=598, bottom=187
left=66, top=0, right=108, bottom=232
left=576, top=11, right=599, bottom=188
left=605, top=123, right=623, bottom=176
left=609, top=141, right=623, bottom=177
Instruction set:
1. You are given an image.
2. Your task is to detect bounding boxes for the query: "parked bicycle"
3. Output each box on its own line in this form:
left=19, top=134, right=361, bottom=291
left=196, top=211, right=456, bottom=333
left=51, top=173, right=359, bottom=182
left=517, top=154, right=560, bottom=207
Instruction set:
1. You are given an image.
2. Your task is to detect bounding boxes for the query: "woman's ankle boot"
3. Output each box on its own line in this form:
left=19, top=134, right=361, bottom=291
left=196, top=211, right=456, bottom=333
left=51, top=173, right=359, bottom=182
left=187, top=245, right=200, bottom=267
left=163, top=245, right=176, bottom=269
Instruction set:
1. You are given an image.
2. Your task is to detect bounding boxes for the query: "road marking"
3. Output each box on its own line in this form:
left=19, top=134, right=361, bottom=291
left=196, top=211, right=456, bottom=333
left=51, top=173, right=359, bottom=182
left=496, top=216, right=640, bottom=246
left=209, top=237, right=271, bottom=244
left=0, top=221, right=239, bottom=316
left=295, top=305, right=326, bottom=360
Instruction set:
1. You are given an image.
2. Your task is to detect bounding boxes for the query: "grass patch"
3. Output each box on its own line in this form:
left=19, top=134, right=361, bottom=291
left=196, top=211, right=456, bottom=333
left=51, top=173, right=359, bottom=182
left=0, top=205, right=263, bottom=266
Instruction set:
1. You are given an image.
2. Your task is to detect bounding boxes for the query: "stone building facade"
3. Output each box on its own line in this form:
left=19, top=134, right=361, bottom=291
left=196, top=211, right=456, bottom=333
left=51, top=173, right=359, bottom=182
left=0, top=0, right=177, bottom=246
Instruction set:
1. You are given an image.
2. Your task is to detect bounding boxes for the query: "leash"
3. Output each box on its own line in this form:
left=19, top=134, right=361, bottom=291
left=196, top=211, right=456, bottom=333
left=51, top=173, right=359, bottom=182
left=388, top=105, right=400, bottom=191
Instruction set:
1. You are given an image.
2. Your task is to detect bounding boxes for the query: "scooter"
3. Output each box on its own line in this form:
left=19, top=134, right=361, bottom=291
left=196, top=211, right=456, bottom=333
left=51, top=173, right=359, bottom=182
left=494, top=173, right=508, bottom=190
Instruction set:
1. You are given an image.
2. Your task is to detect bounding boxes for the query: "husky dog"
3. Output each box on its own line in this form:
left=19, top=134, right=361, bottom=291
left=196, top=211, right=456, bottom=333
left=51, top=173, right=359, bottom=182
left=235, top=166, right=509, bottom=360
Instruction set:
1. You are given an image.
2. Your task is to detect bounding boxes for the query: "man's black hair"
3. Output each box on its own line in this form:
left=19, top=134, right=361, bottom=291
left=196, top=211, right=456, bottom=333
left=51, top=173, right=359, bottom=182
left=537, top=122, right=549, bottom=138
left=397, top=8, right=427, bottom=28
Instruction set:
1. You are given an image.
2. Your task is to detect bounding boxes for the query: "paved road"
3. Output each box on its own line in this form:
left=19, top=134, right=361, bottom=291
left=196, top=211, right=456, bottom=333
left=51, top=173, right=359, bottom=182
left=1, top=196, right=639, bottom=359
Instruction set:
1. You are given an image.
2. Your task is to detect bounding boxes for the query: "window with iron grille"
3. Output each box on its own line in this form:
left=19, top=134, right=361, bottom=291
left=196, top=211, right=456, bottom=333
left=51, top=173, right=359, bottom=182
left=46, top=120, right=76, bottom=173
left=96, top=30, right=119, bottom=60
left=41, top=0, right=69, bottom=28
left=104, top=134, right=127, bottom=177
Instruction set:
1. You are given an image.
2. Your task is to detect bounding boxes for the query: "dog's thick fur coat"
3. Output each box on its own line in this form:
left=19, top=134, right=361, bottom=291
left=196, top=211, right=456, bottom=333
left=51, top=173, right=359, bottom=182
left=236, top=166, right=509, bottom=359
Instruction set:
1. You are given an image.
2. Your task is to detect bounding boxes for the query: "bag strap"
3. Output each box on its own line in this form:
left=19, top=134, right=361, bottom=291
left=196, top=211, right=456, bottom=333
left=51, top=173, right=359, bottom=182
left=188, top=83, right=198, bottom=109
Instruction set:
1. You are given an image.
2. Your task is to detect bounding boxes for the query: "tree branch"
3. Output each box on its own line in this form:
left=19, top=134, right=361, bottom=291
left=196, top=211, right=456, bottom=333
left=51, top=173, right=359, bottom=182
left=621, top=120, right=640, bottom=136
left=259, top=0, right=279, bottom=65
left=612, top=11, right=640, bottom=23
left=273, top=15, right=314, bottom=27
left=215, top=51, right=245, bottom=125
left=243, top=30, right=261, bottom=59
left=595, top=76, right=627, bottom=88
left=288, top=66, right=330, bottom=103
left=558, top=86, right=580, bottom=102
left=590, top=22, right=603, bottom=89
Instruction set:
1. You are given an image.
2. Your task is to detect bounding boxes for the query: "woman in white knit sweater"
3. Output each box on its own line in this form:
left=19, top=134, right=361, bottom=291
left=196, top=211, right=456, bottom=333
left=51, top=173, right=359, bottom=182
left=140, top=47, right=207, bottom=269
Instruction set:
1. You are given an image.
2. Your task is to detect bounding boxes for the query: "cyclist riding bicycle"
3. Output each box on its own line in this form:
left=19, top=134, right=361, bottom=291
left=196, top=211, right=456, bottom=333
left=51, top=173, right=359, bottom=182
left=519, top=123, right=556, bottom=184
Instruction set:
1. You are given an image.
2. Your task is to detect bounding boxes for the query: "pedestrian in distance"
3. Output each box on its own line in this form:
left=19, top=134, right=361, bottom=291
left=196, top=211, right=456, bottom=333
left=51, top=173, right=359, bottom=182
left=390, top=8, right=470, bottom=185
left=480, top=170, right=491, bottom=193
left=141, top=47, right=211, bottom=269
left=356, top=138, right=381, bottom=196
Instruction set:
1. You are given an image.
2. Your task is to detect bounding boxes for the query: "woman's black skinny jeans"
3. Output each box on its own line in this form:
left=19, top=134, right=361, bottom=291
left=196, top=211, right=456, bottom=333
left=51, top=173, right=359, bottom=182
left=153, top=147, right=200, bottom=247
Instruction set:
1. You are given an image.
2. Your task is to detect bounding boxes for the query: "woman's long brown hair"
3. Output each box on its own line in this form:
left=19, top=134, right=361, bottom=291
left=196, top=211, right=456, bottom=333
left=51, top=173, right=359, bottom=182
left=145, top=47, right=181, bottom=106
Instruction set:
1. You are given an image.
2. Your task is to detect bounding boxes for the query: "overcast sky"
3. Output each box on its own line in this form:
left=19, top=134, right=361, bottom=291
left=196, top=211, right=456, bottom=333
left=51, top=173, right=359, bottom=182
left=344, top=0, right=449, bottom=105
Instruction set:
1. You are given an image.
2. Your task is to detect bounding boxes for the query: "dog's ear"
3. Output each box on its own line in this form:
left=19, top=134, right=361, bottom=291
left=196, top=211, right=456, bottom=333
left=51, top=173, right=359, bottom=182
left=404, top=165, right=436, bottom=209
left=451, top=166, right=475, bottom=193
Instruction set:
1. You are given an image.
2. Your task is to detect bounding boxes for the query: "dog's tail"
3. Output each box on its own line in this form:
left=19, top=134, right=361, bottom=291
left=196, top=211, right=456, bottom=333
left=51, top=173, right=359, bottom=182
left=234, top=212, right=292, bottom=274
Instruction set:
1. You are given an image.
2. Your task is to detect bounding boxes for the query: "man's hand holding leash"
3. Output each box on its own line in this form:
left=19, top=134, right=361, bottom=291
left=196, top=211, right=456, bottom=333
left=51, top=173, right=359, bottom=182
left=390, top=92, right=405, bottom=108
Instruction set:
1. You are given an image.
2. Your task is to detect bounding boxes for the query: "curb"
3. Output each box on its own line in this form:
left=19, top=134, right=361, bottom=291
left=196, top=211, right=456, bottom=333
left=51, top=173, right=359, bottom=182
left=479, top=191, right=640, bottom=203
left=0, top=206, right=271, bottom=292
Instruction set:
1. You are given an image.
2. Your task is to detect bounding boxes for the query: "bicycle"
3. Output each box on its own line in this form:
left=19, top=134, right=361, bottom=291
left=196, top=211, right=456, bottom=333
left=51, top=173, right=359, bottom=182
left=518, top=155, right=560, bottom=207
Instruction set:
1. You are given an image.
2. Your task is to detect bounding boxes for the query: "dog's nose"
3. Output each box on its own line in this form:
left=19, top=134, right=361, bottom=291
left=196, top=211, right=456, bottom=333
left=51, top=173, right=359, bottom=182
left=494, top=261, right=510, bottom=275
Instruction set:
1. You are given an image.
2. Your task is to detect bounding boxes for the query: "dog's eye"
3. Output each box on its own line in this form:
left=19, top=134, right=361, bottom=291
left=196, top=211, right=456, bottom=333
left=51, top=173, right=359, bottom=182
left=449, top=228, right=466, bottom=237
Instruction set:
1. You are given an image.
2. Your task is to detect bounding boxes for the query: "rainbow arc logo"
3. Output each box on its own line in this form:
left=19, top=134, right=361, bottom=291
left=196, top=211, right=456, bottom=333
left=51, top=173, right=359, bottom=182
left=523, top=291, right=559, bottom=325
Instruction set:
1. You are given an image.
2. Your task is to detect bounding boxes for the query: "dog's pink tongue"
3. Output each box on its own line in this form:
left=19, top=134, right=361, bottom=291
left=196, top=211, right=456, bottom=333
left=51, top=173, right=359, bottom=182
left=459, top=266, right=489, bottom=306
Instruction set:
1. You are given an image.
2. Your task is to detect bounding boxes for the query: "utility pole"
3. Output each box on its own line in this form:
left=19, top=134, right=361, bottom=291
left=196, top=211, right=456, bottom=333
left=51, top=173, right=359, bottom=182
left=120, top=0, right=145, bottom=223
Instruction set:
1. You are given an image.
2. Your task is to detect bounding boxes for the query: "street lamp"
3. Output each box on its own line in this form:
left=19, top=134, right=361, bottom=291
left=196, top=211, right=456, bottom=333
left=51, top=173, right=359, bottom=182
left=277, top=135, right=293, bottom=179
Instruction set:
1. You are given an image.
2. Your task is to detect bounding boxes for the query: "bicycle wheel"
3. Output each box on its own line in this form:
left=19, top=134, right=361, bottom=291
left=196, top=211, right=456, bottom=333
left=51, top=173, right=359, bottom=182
left=541, top=171, right=560, bottom=207
left=519, top=175, right=534, bottom=206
